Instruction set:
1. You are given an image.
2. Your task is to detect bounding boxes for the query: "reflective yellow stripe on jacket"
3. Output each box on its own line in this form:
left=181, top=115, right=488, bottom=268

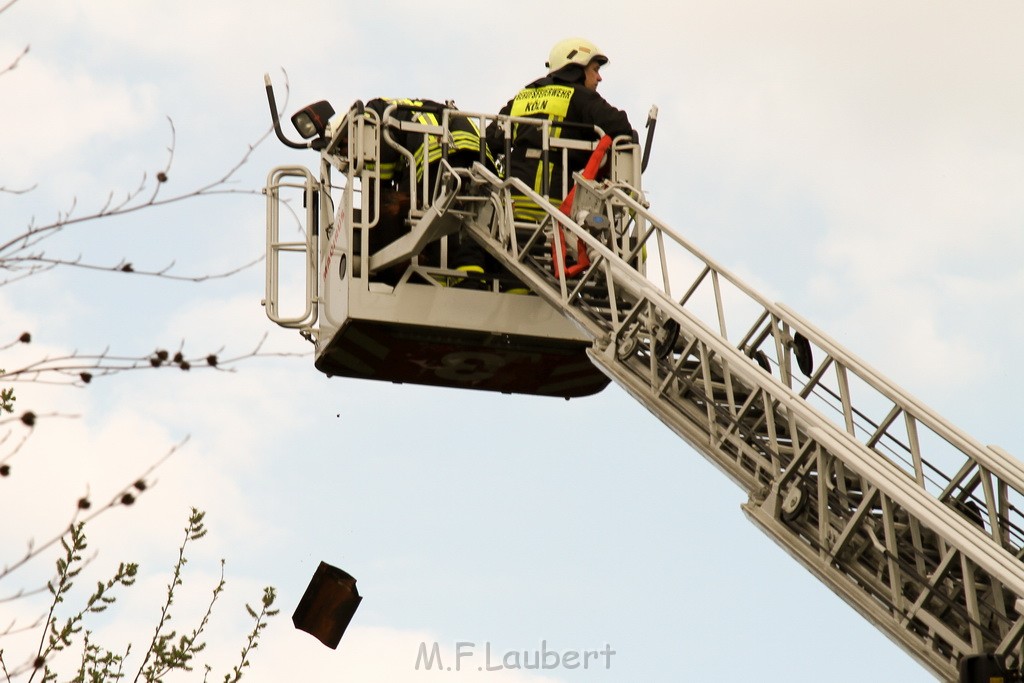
left=409, top=117, right=490, bottom=182
left=370, top=98, right=492, bottom=182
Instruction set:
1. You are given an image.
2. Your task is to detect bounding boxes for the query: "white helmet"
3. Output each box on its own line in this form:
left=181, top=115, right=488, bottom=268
left=546, top=37, right=609, bottom=73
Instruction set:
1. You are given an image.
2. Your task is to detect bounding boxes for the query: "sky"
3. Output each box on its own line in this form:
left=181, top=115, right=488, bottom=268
left=1, top=1, right=1023, bottom=681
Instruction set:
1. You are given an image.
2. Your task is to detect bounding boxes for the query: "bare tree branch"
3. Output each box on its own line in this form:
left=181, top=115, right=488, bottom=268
left=0, top=426, right=31, bottom=470
left=0, top=180, right=36, bottom=195
left=0, top=582, right=52, bottom=606
left=0, top=332, right=31, bottom=353
left=0, top=118, right=274, bottom=281
left=0, top=411, right=77, bottom=473
left=0, top=39, right=291, bottom=680
left=0, top=44, right=26, bottom=79
left=0, top=333, right=304, bottom=387
left=0, top=0, right=23, bottom=16
left=0, top=332, right=304, bottom=479
left=1, top=253, right=264, bottom=285
left=0, top=613, right=44, bottom=635
left=0, top=437, right=188, bottom=585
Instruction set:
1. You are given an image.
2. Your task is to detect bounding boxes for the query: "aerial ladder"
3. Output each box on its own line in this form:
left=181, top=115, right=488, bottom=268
left=263, top=83, right=1024, bottom=683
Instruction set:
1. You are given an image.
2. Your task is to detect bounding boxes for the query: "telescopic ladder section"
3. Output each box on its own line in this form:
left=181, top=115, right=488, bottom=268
left=449, top=150, right=1024, bottom=682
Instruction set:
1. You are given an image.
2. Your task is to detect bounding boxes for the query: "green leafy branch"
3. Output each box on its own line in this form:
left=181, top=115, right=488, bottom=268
left=1, top=384, right=13, bottom=414
left=0, top=509, right=278, bottom=683
left=220, top=588, right=279, bottom=683
left=132, top=509, right=216, bottom=683
left=26, top=523, right=137, bottom=682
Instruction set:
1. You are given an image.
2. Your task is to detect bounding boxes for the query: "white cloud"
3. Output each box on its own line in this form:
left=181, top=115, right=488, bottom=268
left=618, top=1, right=1024, bottom=404
left=0, top=40, right=160, bottom=187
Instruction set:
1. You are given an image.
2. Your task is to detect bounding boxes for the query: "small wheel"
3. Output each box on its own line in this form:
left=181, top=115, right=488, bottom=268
left=793, top=332, right=813, bottom=376
left=616, top=335, right=639, bottom=361
left=616, top=319, right=642, bottom=361
left=654, top=318, right=680, bottom=360
left=781, top=486, right=806, bottom=521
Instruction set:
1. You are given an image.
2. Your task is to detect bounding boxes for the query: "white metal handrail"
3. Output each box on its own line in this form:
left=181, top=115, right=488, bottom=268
left=264, top=166, right=319, bottom=328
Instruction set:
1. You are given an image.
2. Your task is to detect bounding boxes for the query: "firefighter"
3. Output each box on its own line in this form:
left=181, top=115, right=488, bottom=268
left=486, top=37, right=637, bottom=222
left=364, top=98, right=494, bottom=285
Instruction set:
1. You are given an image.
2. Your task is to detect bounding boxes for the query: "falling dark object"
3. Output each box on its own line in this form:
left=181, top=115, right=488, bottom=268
left=292, top=561, right=362, bottom=649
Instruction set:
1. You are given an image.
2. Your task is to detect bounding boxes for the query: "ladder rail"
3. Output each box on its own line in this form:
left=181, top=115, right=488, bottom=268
left=457, top=159, right=1024, bottom=681
left=604, top=182, right=1024, bottom=551
left=478, top=165, right=1024, bottom=552
left=776, top=303, right=1024, bottom=531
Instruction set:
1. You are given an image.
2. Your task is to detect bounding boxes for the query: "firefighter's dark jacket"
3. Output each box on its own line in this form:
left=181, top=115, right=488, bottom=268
left=485, top=64, right=636, bottom=199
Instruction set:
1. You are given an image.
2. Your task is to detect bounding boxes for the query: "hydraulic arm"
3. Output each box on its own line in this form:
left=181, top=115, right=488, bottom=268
left=264, top=89, right=1024, bottom=680
left=441, top=144, right=1024, bottom=683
